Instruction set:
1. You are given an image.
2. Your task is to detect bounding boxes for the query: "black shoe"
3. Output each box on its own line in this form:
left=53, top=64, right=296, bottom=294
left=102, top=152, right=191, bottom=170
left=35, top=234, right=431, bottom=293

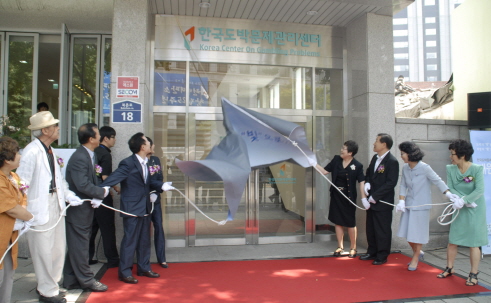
left=119, top=276, right=138, bottom=284
left=137, top=270, right=160, bottom=278
left=359, top=254, right=376, bottom=261
left=372, top=259, right=388, bottom=265
left=160, top=263, right=169, bottom=268
left=85, top=281, right=108, bottom=292
left=89, top=259, right=99, bottom=265
left=36, top=289, right=66, bottom=297
left=39, top=294, right=66, bottom=303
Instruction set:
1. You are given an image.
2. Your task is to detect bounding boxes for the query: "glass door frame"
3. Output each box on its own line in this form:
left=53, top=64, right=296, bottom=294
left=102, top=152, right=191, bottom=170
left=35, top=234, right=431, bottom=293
left=0, top=32, right=4, bottom=114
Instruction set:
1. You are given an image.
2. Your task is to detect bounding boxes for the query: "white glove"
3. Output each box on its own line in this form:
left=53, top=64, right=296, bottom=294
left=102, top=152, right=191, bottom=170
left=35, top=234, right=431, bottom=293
left=451, top=197, right=465, bottom=210
left=308, top=157, right=317, bottom=167
left=361, top=198, right=370, bottom=210
left=162, top=182, right=175, bottom=192
left=150, top=193, right=158, bottom=203
left=368, top=196, right=376, bottom=204
left=66, top=195, right=84, bottom=206
left=18, top=216, right=34, bottom=237
left=445, top=191, right=459, bottom=201
left=13, top=219, right=24, bottom=231
left=465, top=202, right=478, bottom=208
left=103, top=186, right=110, bottom=198
left=396, top=200, right=406, bottom=213
left=364, top=183, right=371, bottom=196
left=91, top=199, right=103, bottom=208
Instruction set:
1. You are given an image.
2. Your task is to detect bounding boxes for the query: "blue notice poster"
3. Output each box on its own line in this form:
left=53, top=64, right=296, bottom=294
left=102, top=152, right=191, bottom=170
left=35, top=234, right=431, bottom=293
left=103, top=71, right=111, bottom=114
left=154, top=72, right=208, bottom=106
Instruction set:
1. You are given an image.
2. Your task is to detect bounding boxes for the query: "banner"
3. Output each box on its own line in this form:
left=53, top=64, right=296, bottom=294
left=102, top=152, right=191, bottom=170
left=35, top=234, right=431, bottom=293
left=469, top=130, right=491, bottom=254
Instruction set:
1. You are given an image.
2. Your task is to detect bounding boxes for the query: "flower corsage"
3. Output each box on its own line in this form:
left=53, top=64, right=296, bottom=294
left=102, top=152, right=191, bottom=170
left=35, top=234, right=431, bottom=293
left=95, top=164, right=103, bottom=176
left=463, top=175, right=474, bottom=183
left=149, top=164, right=161, bottom=176
left=377, top=165, right=385, bottom=173
left=57, top=156, right=64, bottom=168
left=17, top=180, right=29, bottom=195
left=350, top=164, right=356, bottom=171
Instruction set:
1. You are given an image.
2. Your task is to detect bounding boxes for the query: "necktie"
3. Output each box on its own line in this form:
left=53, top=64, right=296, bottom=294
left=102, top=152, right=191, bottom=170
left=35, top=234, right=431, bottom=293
left=142, top=161, right=147, bottom=182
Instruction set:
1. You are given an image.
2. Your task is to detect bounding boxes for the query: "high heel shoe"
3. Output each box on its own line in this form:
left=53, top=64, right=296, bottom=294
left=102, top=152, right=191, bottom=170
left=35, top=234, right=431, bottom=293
left=437, top=266, right=454, bottom=278
left=466, top=272, right=479, bottom=286
left=348, top=249, right=357, bottom=258
left=418, top=251, right=425, bottom=261
left=408, top=264, right=417, bottom=271
left=333, top=247, right=344, bottom=257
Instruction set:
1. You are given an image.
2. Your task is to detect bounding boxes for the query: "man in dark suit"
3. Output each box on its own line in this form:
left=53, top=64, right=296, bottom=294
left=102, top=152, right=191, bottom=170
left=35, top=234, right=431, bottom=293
left=359, top=133, right=399, bottom=265
left=100, top=133, right=174, bottom=284
left=63, top=123, right=109, bottom=291
left=89, top=126, right=120, bottom=268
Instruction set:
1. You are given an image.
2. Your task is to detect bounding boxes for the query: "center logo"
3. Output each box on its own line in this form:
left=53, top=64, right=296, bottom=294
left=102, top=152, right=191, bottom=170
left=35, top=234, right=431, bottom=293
left=184, top=26, right=195, bottom=50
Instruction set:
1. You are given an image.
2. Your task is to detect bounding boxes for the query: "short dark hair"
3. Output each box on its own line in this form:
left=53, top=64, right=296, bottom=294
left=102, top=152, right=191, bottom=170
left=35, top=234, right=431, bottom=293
left=37, top=102, right=49, bottom=111
left=377, top=133, right=393, bottom=149
left=146, top=136, right=153, bottom=146
left=128, top=132, right=146, bottom=154
left=78, top=123, right=98, bottom=144
left=99, top=126, right=116, bottom=142
left=449, top=139, right=474, bottom=161
left=399, top=141, right=424, bottom=162
left=0, top=137, right=20, bottom=168
left=344, top=140, right=358, bottom=157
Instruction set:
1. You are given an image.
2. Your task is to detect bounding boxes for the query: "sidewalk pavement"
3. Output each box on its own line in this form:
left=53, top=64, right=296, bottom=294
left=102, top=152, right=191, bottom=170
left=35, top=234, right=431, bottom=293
left=10, top=244, right=491, bottom=303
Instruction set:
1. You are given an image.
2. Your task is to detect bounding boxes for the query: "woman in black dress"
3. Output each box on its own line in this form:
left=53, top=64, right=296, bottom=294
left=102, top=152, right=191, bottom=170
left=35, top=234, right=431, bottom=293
left=318, top=140, right=366, bottom=258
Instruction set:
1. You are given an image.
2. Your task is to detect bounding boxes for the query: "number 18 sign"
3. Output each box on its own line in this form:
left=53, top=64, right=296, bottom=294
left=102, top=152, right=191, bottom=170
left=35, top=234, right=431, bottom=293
left=112, top=101, right=142, bottom=123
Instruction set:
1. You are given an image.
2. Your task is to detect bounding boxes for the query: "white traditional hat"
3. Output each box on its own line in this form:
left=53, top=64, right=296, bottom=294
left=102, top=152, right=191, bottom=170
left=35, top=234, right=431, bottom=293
left=28, top=111, right=60, bottom=130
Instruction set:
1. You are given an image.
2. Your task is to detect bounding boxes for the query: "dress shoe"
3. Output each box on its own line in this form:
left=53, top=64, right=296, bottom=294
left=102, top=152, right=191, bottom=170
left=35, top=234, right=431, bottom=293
left=372, top=259, right=388, bottom=265
left=137, top=271, right=160, bottom=278
left=160, top=263, right=169, bottom=268
left=89, top=259, right=99, bottom=265
left=85, top=281, right=108, bottom=292
left=37, top=289, right=66, bottom=297
left=359, top=254, right=376, bottom=261
left=119, top=276, right=138, bottom=284
left=39, top=294, right=66, bottom=303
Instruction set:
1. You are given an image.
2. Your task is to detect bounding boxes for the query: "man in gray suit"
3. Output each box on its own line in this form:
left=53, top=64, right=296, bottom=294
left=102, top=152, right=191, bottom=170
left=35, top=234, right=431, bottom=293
left=63, top=123, right=109, bottom=292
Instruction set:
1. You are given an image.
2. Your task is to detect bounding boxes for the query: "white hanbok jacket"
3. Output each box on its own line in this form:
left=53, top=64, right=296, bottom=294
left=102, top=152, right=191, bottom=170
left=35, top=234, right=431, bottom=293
left=16, top=139, right=76, bottom=226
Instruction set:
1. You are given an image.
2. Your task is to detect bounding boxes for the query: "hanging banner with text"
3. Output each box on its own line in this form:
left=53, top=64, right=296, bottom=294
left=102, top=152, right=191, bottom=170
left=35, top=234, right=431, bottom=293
left=469, top=130, right=491, bottom=254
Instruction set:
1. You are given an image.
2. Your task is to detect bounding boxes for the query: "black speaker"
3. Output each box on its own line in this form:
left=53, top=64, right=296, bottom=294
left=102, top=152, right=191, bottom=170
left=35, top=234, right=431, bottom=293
left=468, top=92, right=491, bottom=129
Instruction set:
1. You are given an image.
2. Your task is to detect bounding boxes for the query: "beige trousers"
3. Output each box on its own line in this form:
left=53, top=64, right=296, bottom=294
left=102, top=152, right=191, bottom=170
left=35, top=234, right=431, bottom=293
left=28, top=193, right=66, bottom=297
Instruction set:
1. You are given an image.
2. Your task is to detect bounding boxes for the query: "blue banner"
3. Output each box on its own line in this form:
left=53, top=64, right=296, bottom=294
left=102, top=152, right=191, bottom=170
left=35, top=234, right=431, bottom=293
left=154, top=72, right=208, bottom=106
left=470, top=130, right=491, bottom=254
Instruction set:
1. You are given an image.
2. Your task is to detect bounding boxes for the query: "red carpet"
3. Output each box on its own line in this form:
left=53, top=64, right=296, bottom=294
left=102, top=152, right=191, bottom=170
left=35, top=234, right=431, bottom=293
left=86, top=254, right=489, bottom=303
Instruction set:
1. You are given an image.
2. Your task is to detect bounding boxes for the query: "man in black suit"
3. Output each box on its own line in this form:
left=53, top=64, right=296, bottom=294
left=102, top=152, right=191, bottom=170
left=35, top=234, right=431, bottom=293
left=359, top=133, right=399, bottom=265
left=89, top=126, right=120, bottom=268
left=63, top=123, right=109, bottom=291
left=100, top=133, right=174, bottom=284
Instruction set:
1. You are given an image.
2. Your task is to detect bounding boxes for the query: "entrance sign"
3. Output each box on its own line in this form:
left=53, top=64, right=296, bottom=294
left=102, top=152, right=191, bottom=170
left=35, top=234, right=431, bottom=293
left=112, top=101, right=142, bottom=123
left=117, top=76, right=139, bottom=98
left=469, top=130, right=491, bottom=254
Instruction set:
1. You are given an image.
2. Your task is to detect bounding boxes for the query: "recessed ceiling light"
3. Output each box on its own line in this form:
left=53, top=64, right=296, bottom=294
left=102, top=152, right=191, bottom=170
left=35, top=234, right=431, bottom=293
left=199, top=2, right=210, bottom=8
left=307, top=11, right=318, bottom=16
left=19, top=60, right=28, bottom=64
left=48, top=79, right=55, bottom=82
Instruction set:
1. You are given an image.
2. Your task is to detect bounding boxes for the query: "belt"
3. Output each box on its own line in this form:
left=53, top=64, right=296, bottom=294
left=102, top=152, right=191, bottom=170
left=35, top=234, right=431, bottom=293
left=49, top=188, right=57, bottom=193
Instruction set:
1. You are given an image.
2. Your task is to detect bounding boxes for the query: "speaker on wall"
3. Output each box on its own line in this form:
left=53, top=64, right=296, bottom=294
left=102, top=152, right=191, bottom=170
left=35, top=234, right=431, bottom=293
left=468, top=92, right=491, bottom=129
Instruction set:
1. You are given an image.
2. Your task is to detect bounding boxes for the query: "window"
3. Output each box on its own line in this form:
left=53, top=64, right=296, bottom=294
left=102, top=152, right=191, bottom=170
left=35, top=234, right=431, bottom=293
left=425, top=17, right=436, bottom=23
left=427, top=76, right=437, bottom=81
left=393, top=18, right=408, bottom=25
left=426, top=52, right=437, bottom=59
left=394, top=65, right=409, bottom=72
left=425, top=0, right=435, bottom=5
left=426, top=64, right=438, bottom=71
left=393, top=30, right=408, bottom=37
left=394, top=41, right=409, bottom=48
left=426, top=41, right=437, bottom=47
left=426, top=29, right=437, bottom=35
left=394, top=53, right=409, bottom=60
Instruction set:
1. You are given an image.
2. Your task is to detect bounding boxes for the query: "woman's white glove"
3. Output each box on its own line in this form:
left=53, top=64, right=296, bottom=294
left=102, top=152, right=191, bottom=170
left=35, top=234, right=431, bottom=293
left=18, top=216, right=35, bottom=237
left=162, top=182, right=175, bottom=191
left=445, top=191, right=459, bottom=201
left=451, top=197, right=465, bottom=210
left=465, top=202, right=478, bottom=208
left=364, top=183, right=371, bottom=196
left=66, top=195, right=84, bottom=206
left=91, top=199, right=103, bottom=208
left=13, top=219, right=24, bottom=231
left=396, top=200, right=406, bottom=213
left=361, top=198, right=370, bottom=210
left=150, top=193, right=158, bottom=203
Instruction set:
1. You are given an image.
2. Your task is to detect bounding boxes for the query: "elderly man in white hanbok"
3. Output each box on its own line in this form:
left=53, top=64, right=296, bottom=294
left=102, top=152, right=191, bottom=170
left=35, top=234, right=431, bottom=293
left=395, top=141, right=457, bottom=271
left=17, top=111, right=83, bottom=303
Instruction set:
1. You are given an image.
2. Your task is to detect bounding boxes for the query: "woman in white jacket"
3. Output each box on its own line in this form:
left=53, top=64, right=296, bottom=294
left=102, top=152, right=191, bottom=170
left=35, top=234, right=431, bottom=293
left=396, top=141, right=457, bottom=271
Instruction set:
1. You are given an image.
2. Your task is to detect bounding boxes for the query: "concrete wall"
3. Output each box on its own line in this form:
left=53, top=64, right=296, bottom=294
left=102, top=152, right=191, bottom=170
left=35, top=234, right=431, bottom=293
left=452, top=0, right=491, bottom=120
